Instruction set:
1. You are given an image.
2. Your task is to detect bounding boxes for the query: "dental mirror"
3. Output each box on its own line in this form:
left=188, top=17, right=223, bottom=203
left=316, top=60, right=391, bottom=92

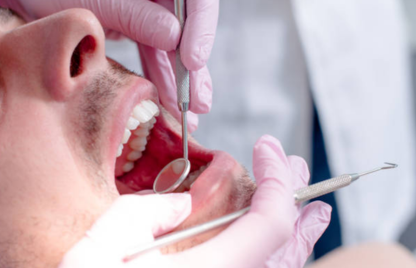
left=153, top=158, right=191, bottom=194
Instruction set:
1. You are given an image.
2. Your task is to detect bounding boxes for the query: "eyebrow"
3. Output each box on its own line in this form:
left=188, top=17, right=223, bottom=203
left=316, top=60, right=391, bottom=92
left=0, top=8, right=16, bottom=24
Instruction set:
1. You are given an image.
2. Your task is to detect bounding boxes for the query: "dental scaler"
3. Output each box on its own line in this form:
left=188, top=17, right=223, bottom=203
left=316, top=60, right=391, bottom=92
left=126, top=163, right=398, bottom=261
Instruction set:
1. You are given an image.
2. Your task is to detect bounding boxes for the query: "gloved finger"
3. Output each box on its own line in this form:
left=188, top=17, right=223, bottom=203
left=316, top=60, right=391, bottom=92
left=95, top=0, right=181, bottom=50
left=85, top=194, right=191, bottom=251
left=265, top=201, right=331, bottom=268
left=138, top=44, right=179, bottom=119
left=15, top=0, right=181, bottom=51
left=59, top=193, right=191, bottom=267
left=181, top=0, right=219, bottom=70
left=166, top=50, right=213, bottom=114
left=189, top=66, right=212, bottom=114
left=287, top=155, right=310, bottom=191
left=187, top=111, right=199, bottom=133
left=138, top=44, right=200, bottom=132
left=169, top=135, right=295, bottom=268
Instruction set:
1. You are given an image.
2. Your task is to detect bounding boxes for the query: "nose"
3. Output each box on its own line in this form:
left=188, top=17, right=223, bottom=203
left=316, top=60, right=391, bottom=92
left=0, top=9, right=107, bottom=101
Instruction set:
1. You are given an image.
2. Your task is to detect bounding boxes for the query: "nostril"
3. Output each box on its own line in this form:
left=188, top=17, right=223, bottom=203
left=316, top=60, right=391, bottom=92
left=70, top=35, right=96, bottom=77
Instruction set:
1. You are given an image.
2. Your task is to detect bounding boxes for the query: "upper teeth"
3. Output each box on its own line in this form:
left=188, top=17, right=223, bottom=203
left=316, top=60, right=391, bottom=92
left=116, top=100, right=159, bottom=161
left=126, top=117, right=140, bottom=130
left=122, top=129, right=132, bottom=144
left=133, top=100, right=160, bottom=123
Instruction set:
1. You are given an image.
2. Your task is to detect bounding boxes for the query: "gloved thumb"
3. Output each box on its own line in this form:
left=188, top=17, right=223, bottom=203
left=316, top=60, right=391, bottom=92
left=71, top=194, right=191, bottom=254
left=59, top=193, right=191, bottom=267
left=252, top=135, right=295, bottom=224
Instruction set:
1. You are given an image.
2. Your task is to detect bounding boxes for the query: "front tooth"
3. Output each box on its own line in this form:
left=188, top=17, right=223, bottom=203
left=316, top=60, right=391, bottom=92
left=123, top=162, right=134, bottom=173
left=130, top=137, right=147, bottom=151
left=142, top=100, right=160, bottom=116
left=134, top=128, right=149, bottom=137
left=126, top=117, right=140, bottom=130
left=133, top=104, right=153, bottom=123
left=139, top=121, right=151, bottom=129
left=127, top=151, right=142, bottom=161
left=122, top=129, right=131, bottom=144
left=117, top=144, right=123, bottom=157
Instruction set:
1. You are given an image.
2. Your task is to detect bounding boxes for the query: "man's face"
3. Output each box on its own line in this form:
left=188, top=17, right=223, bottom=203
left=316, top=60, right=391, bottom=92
left=0, top=7, right=255, bottom=266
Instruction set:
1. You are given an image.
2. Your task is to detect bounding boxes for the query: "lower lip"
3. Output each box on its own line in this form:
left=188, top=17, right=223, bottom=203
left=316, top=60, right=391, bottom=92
left=190, top=151, right=241, bottom=210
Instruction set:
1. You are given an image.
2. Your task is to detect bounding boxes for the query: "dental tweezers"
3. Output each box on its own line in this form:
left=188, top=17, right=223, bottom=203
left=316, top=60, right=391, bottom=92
left=123, top=163, right=398, bottom=261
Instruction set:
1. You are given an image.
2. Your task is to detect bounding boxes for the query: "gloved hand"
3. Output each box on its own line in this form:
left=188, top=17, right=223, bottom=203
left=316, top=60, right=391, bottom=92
left=59, top=135, right=321, bottom=267
left=0, top=0, right=218, bottom=132
left=260, top=141, right=332, bottom=267
left=138, top=0, right=217, bottom=132
left=58, top=193, right=193, bottom=267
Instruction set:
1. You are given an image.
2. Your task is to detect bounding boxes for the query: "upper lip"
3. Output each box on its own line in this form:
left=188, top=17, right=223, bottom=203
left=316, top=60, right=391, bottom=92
left=108, top=76, right=158, bottom=167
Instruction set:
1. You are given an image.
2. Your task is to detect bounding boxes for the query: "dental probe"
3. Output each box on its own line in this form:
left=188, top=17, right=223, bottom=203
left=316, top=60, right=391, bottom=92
left=175, top=0, right=190, bottom=160
left=124, top=162, right=397, bottom=261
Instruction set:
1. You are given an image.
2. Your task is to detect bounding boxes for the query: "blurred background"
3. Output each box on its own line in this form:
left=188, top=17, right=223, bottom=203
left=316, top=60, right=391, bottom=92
left=107, top=0, right=416, bottom=262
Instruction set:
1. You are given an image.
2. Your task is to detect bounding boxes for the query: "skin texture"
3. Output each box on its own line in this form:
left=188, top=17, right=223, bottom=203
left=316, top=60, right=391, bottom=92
left=0, top=8, right=331, bottom=268
left=0, top=8, right=255, bottom=267
left=0, top=0, right=219, bottom=132
left=0, top=8, right=135, bottom=267
left=0, top=5, right=409, bottom=268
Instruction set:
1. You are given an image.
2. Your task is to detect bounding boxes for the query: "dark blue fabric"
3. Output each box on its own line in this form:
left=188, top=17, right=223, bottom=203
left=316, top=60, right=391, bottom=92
left=310, top=107, right=342, bottom=259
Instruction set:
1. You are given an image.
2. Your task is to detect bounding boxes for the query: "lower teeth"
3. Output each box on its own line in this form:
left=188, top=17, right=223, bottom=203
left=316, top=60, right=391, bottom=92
left=177, top=163, right=210, bottom=191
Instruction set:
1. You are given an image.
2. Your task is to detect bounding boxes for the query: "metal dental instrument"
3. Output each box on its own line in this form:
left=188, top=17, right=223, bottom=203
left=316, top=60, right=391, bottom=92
left=153, top=0, right=191, bottom=194
left=153, top=158, right=191, bottom=193
left=175, top=0, right=190, bottom=161
left=125, top=163, right=397, bottom=261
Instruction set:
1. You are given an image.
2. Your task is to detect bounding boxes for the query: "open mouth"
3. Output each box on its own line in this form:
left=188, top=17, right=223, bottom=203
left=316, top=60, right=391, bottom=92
left=113, top=99, right=214, bottom=194
left=109, top=91, right=254, bottom=252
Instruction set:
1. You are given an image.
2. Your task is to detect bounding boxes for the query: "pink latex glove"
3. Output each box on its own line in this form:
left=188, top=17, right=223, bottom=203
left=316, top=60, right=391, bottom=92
left=264, top=153, right=332, bottom=267
left=59, top=135, right=316, bottom=267
left=58, top=193, right=192, bottom=267
left=0, top=0, right=218, bottom=132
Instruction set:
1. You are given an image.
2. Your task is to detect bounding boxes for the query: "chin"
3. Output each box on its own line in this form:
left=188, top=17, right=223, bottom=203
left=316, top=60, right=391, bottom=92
left=111, top=93, right=256, bottom=253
